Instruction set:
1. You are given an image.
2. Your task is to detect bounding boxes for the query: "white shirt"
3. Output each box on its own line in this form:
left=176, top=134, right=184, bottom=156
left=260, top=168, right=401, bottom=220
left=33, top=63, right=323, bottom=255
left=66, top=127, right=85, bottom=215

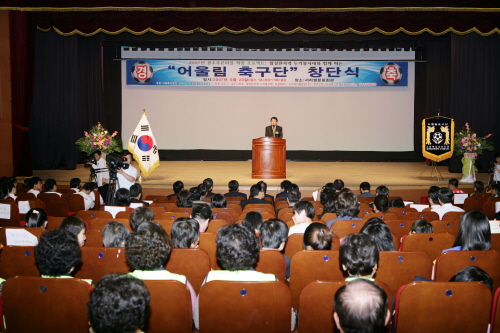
left=45, top=191, right=62, bottom=197
left=77, top=191, right=95, bottom=210
left=94, top=158, right=109, bottom=187
left=431, top=203, right=465, bottom=220
left=117, top=164, right=137, bottom=190
left=9, top=193, right=17, bottom=201
left=90, top=191, right=104, bottom=205
left=494, top=164, right=500, bottom=181
left=71, top=188, right=80, bottom=193
left=288, top=222, right=311, bottom=236
left=27, top=189, right=40, bottom=197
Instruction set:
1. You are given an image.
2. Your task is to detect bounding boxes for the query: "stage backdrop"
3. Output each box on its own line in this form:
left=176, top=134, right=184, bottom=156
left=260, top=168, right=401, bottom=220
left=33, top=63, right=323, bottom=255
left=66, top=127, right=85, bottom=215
left=121, top=48, right=415, bottom=152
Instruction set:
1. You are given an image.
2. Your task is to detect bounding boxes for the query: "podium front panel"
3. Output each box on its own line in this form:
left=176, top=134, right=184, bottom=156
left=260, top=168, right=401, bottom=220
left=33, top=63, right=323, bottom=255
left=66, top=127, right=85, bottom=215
left=252, top=137, right=286, bottom=179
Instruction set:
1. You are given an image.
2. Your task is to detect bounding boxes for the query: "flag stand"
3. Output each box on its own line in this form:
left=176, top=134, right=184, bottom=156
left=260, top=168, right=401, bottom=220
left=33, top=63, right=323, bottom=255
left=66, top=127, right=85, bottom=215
left=137, top=170, right=147, bottom=183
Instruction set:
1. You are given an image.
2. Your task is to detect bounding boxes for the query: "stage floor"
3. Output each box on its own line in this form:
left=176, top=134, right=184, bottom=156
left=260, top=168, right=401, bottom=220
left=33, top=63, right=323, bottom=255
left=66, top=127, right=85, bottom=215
left=32, top=161, right=486, bottom=192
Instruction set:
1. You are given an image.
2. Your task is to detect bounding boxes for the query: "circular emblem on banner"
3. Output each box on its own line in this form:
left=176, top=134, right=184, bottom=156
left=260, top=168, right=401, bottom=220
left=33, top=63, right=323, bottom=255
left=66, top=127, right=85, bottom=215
left=131, top=61, right=154, bottom=83
left=380, top=63, right=403, bottom=85
left=137, top=135, right=153, bottom=151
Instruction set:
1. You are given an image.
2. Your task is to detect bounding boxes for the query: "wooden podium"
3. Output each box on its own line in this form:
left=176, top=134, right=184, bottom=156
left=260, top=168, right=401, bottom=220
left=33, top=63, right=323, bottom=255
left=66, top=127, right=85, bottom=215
left=252, top=137, right=286, bottom=179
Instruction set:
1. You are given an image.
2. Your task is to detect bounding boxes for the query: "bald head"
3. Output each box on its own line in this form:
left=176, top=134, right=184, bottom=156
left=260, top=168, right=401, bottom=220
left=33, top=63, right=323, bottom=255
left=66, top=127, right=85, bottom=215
left=334, top=279, right=390, bottom=333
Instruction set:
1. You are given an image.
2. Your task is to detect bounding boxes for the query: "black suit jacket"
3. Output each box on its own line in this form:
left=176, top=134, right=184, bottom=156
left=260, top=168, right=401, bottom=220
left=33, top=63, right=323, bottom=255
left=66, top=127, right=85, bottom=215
left=240, top=198, right=273, bottom=210
left=265, top=125, right=283, bottom=138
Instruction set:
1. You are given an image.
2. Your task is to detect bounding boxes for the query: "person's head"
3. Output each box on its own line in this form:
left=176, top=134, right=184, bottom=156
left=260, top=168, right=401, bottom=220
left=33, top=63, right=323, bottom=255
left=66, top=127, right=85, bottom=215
left=303, top=223, right=333, bottom=250
left=428, top=186, right=440, bottom=205
left=210, top=193, right=227, bottom=208
left=125, top=222, right=171, bottom=270
left=70, top=178, right=81, bottom=189
left=102, top=222, right=130, bottom=247
left=491, top=183, right=500, bottom=195
left=177, top=190, right=193, bottom=207
left=4, top=181, right=15, bottom=196
left=293, top=201, right=315, bottom=224
left=270, top=116, right=278, bottom=126
left=438, top=188, right=454, bottom=204
left=280, top=180, right=293, bottom=192
left=389, top=198, right=405, bottom=208
left=410, top=219, right=433, bottom=234
left=333, top=179, right=344, bottom=191
left=203, top=178, right=214, bottom=192
left=26, top=208, right=48, bottom=229
left=448, top=178, right=459, bottom=189
left=242, top=211, right=264, bottom=234
left=81, top=182, right=94, bottom=194
left=35, top=229, right=82, bottom=276
left=375, top=185, right=389, bottom=197
left=173, top=180, right=184, bottom=194
left=129, top=183, right=143, bottom=199
left=197, top=183, right=208, bottom=197
left=171, top=218, right=200, bottom=249
left=59, top=216, right=87, bottom=247
left=28, top=177, right=42, bottom=190
left=189, top=186, right=202, bottom=201
left=93, top=150, right=102, bottom=161
left=287, top=190, right=301, bottom=205
left=323, top=193, right=339, bottom=214
left=257, top=180, right=268, bottom=194
left=114, top=188, right=131, bottom=206
left=129, top=207, right=154, bottom=232
left=360, top=181, right=371, bottom=193
left=373, top=195, right=389, bottom=213
left=450, top=266, right=493, bottom=292
left=336, top=191, right=360, bottom=218
left=340, top=233, right=379, bottom=278
left=122, top=150, right=132, bottom=164
left=474, top=181, right=485, bottom=193
left=453, top=210, right=491, bottom=251
left=249, top=184, right=264, bottom=199
left=88, top=274, right=150, bottom=333
left=290, top=183, right=299, bottom=192
left=360, top=218, right=396, bottom=251
left=228, top=180, right=239, bottom=192
left=334, top=279, right=390, bottom=333
left=216, top=224, right=260, bottom=271
left=191, top=204, right=212, bottom=232
left=259, top=219, right=288, bottom=251
left=43, top=178, right=57, bottom=192
left=0, top=184, right=8, bottom=199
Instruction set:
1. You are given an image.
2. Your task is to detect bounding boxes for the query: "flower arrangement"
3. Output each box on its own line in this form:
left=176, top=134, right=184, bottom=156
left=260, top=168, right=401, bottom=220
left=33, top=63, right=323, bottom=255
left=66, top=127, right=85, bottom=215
left=75, top=122, right=122, bottom=155
left=454, top=122, right=494, bottom=158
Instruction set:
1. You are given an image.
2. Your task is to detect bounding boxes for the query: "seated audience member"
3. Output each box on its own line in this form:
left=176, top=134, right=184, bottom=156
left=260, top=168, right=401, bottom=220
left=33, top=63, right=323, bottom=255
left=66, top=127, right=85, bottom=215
left=102, top=221, right=129, bottom=247
left=210, top=193, right=227, bottom=208
left=358, top=181, right=375, bottom=198
left=303, top=223, right=333, bottom=250
left=318, top=192, right=338, bottom=220
left=449, top=266, right=493, bottom=292
left=257, top=180, right=274, bottom=201
left=327, top=190, right=362, bottom=228
left=43, top=178, right=61, bottom=196
left=4, top=181, right=16, bottom=200
left=375, top=185, right=389, bottom=197
left=448, top=178, right=464, bottom=193
left=0, top=184, right=8, bottom=200
left=276, top=180, right=293, bottom=199
left=389, top=198, right=405, bottom=208
left=22, top=178, right=30, bottom=188
left=195, top=183, right=210, bottom=203
left=489, top=183, right=500, bottom=198
left=125, top=222, right=196, bottom=305
left=129, top=207, right=155, bottom=232
left=224, top=180, right=247, bottom=199
left=70, top=178, right=81, bottom=192
left=431, top=188, right=465, bottom=219
left=360, top=218, right=396, bottom=251
left=319, top=183, right=336, bottom=205
left=340, top=233, right=379, bottom=281
left=27, top=176, right=43, bottom=197
left=87, top=274, right=150, bottom=333
left=88, top=182, right=104, bottom=206
left=77, top=182, right=95, bottom=210
left=167, top=180, right=184, bottom=200
left=177, top=190, right=193, bottom=208
left=444, top=210, right=491, bottom=252
left=333, top=279, right=390, bottom=333
left=171, top=218, right=200, bottom=248
left=410, top=219, right=433, bottom=234
left=34, top=229, right=91, bottom=284
left=471, top=181, right=484, bottom=195
left=114, top=188, right=131, bottom=207
left=372, top=195, right=389, bottom=213
left=26, top=208, right=48, bottom=229
left=59, top=216, right=87, bottom=247
left=191, top=204, right=212, bottom=232
left=240, top=184, right=273, bottom=210
left=203, top=178, right=215, bottom=198
left=129, top=183, right=149, bottom=207
left=427, top=185, right=441, bottom=208
left=260, top=219, right=290, bottom=279
left=333, top=179, right=344, bottom=192
left=241, top=211, right=264, bottom=236
left=288, top=201, right=315, bottom=236
left=276, top=190, right=301, bottom=216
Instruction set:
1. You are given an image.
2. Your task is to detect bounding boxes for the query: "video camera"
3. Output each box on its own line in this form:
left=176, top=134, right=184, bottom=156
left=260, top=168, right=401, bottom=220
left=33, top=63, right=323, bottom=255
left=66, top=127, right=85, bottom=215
left=83, top=157, right=96, bottom=168
left=106, top=153, right=130, bottom=171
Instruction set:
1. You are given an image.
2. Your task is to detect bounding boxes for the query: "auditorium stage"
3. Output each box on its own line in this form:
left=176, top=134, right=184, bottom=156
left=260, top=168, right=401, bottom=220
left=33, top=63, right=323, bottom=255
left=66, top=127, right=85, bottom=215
left=33, top=161, right=486, bottom=197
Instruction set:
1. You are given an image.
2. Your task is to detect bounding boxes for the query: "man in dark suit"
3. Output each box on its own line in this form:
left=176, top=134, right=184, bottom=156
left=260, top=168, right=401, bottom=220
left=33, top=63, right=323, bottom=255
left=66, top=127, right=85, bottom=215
left=240, top=184, right=273, bottom=210
left=265, top=117, right=283, bottom=138
left=224, top=180, right=247, bottom=199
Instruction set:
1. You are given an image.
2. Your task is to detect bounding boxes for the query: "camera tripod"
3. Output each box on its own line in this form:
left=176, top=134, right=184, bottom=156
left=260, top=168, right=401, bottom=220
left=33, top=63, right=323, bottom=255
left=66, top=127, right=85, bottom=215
left=105, top=169, right=120, bottom=205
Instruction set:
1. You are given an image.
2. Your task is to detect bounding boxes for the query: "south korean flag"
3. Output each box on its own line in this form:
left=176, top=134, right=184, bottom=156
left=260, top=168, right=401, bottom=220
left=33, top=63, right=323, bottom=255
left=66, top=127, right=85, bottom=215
left=128, top=112, right=160, bottom=177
